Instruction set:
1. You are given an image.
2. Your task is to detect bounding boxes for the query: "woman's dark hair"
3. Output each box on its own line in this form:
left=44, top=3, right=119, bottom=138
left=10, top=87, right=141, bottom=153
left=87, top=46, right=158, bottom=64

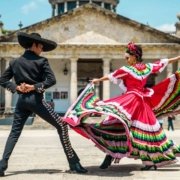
left=126, top=42, right=143, bottom=62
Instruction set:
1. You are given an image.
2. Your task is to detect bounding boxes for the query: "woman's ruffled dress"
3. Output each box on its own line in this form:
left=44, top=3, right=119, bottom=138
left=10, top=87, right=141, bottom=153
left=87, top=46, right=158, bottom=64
left=64, top=59, right=180, bottom=167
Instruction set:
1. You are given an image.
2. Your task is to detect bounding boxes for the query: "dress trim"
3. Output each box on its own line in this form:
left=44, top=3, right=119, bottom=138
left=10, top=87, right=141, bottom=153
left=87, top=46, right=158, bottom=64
left=153, top=74, right=176, bottom=110
left=121, top=65, right=151, bottom=80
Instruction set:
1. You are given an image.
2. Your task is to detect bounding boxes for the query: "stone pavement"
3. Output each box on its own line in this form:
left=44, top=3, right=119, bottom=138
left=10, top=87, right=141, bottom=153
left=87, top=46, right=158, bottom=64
left=0, top=128, right=180, bottom=180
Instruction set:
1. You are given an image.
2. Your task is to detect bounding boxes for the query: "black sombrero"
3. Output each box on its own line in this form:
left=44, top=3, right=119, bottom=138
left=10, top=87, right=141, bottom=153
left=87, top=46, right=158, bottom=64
left=17, top=32, right=57, bottom=52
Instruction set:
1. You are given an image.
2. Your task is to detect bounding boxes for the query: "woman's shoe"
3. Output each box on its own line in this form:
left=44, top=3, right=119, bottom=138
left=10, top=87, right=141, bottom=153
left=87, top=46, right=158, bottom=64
left=99, top=155, right=113, bottom=169
left=141, top=165, right=157, bottom=171
left=69, top=162, right=88, bottom=173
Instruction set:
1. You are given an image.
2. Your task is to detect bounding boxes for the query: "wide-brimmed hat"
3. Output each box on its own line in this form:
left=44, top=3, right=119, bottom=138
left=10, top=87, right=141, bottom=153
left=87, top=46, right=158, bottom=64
left=17, top=32, right=57, bottom=52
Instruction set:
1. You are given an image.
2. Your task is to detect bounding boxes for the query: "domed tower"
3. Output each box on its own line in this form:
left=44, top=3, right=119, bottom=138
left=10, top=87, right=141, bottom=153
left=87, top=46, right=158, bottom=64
left=49, top=0, right=119, bottom=16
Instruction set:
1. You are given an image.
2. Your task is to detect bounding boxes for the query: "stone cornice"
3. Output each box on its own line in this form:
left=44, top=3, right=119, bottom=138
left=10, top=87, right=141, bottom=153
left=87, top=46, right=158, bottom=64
left=1, top=43, right=179, bottom=59
left=1, top=42, right=180, bottom=47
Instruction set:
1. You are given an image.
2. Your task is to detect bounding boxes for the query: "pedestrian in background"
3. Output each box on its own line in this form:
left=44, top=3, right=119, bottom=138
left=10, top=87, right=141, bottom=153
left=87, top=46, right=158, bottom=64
left=168, top=115, right=175, bottom=131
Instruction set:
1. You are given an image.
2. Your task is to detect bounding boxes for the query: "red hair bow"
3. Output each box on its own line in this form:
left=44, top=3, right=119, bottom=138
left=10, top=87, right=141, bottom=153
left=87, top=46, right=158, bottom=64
left=127, top=42, right=137, bottom=52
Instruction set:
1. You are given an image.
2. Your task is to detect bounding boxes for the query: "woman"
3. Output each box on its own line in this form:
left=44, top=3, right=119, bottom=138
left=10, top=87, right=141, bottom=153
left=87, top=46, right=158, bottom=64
left=64, top=42, right=180, bottom=170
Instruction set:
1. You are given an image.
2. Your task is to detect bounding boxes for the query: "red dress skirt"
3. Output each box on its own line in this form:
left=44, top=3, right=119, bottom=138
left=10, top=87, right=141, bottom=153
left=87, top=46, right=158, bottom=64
left=64, top=60, right=180, bottom=167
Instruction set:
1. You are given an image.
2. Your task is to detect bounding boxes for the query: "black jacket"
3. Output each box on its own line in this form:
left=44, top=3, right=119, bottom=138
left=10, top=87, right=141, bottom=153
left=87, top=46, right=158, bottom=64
left=0, top=50, right=56, bottom=93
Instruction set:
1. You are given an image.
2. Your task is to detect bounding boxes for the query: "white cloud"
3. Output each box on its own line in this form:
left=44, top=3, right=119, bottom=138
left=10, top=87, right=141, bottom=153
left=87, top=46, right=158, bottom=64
left=21, top=0, right=46, bottom=15
left=156, top=23, right=176, bottom=32
left=37, top=0, right=47, bottom=3
left=21, top=1, right=37, bottom=14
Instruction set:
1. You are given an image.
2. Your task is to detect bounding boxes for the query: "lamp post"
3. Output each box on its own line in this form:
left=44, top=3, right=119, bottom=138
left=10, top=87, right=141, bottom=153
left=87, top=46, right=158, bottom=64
left=63, top=64, right=68, bottom=75
left=18, top=21, right=23, bottom=29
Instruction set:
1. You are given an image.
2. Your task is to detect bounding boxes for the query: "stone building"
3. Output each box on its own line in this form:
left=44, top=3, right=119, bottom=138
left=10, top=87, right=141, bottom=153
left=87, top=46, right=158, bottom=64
left=0, top=1, right=180, bottom=114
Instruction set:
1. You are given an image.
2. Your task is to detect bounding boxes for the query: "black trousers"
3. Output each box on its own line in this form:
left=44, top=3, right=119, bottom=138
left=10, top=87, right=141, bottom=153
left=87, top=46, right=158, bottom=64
left=1, top=93, right=79, bottom=166
left=168, top=120, right=174, bottom=131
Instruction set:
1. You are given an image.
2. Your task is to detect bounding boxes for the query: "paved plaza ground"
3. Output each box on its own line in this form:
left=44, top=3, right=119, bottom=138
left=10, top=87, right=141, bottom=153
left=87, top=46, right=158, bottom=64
left=0, top=126, right=180, bottom=180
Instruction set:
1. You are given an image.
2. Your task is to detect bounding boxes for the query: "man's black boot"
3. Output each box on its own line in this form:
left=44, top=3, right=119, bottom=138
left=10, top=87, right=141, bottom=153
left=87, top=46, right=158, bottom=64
left=0, top=159, right=8, bottom=177
left=69, top=162, right=88, bottom=173
left=0, top=172, right=4, bottom=177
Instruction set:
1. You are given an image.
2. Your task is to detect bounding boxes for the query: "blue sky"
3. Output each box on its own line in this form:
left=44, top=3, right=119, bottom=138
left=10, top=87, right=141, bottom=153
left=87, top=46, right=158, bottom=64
left=0, top=0, right=179, bottom=32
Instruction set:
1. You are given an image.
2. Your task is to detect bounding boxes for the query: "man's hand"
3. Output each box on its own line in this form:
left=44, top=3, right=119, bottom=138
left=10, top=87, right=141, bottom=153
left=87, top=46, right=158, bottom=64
left=16, top=83, right=35, bottom=93
left=23, top=84, right=35, bottom=92
left=16, top=83, right=26, bottom=92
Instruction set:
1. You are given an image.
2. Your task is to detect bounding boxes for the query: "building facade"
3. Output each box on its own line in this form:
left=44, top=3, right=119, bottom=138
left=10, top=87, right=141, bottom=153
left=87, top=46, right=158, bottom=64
left=49, top=0, right=119, bottom=15
left=0, top=2, right=180, bottom=114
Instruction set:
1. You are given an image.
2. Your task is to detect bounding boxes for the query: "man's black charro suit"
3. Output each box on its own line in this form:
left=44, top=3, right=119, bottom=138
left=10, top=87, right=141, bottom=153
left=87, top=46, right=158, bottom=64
left=0, top=50, right=80, bottom=174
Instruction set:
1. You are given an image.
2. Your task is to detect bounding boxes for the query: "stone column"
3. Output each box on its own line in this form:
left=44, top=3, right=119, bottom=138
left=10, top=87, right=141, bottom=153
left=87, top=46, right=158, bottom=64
left=178, top=60, right=180, bottom=69
left=167, top=63, right=173, bottom=76
left=101, top=2, right=105, bottom=8
left=76, top=1, right=79, bottom=8
left=51, top=4, right=55, bottom=17
left=70, top=57, right=78, bottom=104
left=110, top=4, right=113, bottom=12
left=55, top=3, right=58, bottom=15
left=0, top=58, right=5, bottom=114
left=64, top=1, right=68, bottom=13
left=4, top=58, right=13, bottom=114
left=103, top=58, right=111, bottom=99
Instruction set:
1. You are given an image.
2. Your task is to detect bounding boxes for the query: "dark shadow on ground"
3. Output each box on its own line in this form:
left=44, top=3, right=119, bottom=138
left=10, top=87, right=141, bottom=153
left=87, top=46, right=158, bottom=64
left=4, top=163, right=180, bottom=177
left=5, top=165, right=135, bottom=177
left=4, top=169, right=63, bottom=177
left=85, top=164, right=180, bottom=175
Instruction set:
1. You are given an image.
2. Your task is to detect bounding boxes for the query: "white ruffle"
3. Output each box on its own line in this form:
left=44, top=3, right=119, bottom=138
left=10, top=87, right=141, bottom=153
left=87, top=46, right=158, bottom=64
left=108, top=73, right=127, bottom=94
left=96, top=101, right=132, bottom=120
left=131, top=120, right=160, bottom=132
left=158, top=58, right=169, bottom=72
left=153, top=74, right=176, bottom=110
left=108, top=73, right=118, bottom=84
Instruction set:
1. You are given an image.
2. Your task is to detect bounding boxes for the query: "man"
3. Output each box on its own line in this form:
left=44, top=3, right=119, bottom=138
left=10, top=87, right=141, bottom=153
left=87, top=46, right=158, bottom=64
left=168, top=115, right=175, bottom=131
left=0, top=32, right=87, bottom=176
